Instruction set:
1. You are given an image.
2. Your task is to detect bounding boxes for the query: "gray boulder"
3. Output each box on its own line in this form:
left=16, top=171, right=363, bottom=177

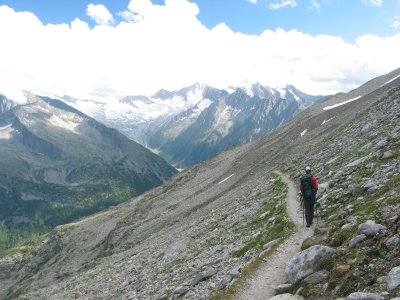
left=387, top=266, right=400, bottom=291
left=376, top=139, right=388, bottom=149
left=386, top=234, right=400, bottom=249
left=349, top=234, right=367, bottom=248
left=381, top=151, right=394, bottom=160
left=285, top=245, right=334, bottom=284
left=358, top=220, right=386, bottom=237
left=274, top=283, right=293, bottom=294
left=345, top=292, right=384, bottom=300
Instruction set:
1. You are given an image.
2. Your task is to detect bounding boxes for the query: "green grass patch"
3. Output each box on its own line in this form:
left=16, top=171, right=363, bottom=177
left=210, top=239, right=283, bottom=300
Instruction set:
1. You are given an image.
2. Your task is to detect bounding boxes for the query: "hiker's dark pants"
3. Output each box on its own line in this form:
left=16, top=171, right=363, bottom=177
left=304, top=196, right=315, bottom=225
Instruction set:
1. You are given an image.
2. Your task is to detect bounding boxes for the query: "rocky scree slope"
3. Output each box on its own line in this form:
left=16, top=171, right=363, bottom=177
left=0, top=68, right=399, bottom=299
left=1, top=157, right=296, bottom=299
left=280, top=81, right=400, bottom=299
left=0, top=95, right=176, bottom=250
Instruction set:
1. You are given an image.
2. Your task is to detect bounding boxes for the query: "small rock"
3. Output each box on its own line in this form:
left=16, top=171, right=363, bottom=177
left=173, top=286, right=188, bottom=296
left=341, top=223, right=354, bottom=230
left=358, top=220, right=386, bottom=237
left=376, top=276, right=387, bottom=284
left=228, top=266, right=241, bottom=278
left=274, top=283, right=293, bottom=294
left=336, top=264, right=351, bottom=273
left=191, top=268, right=216, bottom=286
left=346, top=292, right=384, bottom=300
left=363, top=180, right=378, bottom=190
left=349, top=234, right=367, bottom=248
left=221, top=275, right=233, bottom=287
left=73, top=292, right=82, bottom=299
left=361, top=123, right=373, bottom=135
left=376, top=139, right=388, bottom=149
left=263, top=239, right=279, bottom=251
left=381, top=151, right=394, bottom=160
left=387, top=266, right=400, bottom=291
left=386, top=234, right=400, bottom=249
left=269, top=293, right=304, bottom=300
left=302, top=270, right=329, bottom=284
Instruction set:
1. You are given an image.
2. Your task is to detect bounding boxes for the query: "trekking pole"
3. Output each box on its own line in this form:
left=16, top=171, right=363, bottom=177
left=300, top=194, right=304, bottom=227
left=316, top=201, right=319, bottom=226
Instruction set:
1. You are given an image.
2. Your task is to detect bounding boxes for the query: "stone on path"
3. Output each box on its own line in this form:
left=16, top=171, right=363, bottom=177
left=285, top=245, right=335, bottom=284
left=269, top=293, right=304, bottom=300
left=273, top=283, right=293, bottom=294
left=345, top=292, right=384, bottom=300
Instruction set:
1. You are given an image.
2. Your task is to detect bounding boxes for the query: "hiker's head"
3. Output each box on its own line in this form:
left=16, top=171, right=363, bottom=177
left=305, top=166, right=311, bottom=173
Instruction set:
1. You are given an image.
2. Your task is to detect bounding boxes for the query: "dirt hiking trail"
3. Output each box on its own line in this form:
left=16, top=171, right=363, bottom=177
left=234, top=172, right=314, bottom=300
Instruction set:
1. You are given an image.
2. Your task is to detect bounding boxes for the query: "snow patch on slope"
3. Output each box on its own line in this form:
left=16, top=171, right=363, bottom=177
left=322, top=117, right=334, bottom=125
left=0, top=124, right=13, bottom=139
left=49, top=115, right=80, bottom=132
left=218, top=174, right=234, bottom=184
left=323, top=96, right=362, bottom=111
left=381, top=74, right=400, bottom=87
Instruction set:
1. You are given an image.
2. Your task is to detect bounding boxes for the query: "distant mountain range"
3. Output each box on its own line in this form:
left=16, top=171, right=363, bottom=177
left=62, top=83, right=327, bottom=168
left=0, top=94, right=176, bottom=249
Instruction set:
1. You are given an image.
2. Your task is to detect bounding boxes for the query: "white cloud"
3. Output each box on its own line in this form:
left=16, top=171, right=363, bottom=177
left=361, top=0, right=383, bottom=7
left=87, top=4, right=114, bottom=25
left=309, top=0, right=321, bottom=11
left=247, top=0, right=258, bottom=4
left=0, top=0, right=400, bottom=103
left=392, top=16, right=400, bottom=29
left=266, top=0, right=298, bottom=9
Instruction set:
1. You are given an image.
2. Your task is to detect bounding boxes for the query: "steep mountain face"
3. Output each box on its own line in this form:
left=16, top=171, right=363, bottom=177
left=0, top=95, right=177, bottom=250
left=1, top=68, right=399, bottom=300
left=62, top=83, right=326, bottom=168
left=0, top=95, right=17, bottom=114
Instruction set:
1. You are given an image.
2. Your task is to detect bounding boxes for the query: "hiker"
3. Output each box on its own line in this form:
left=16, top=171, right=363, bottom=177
left=300, top=166, right=319, bottom=227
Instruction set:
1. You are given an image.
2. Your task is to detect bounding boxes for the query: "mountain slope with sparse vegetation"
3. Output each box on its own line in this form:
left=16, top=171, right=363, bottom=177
left=0, top=68, right=399, bottom=299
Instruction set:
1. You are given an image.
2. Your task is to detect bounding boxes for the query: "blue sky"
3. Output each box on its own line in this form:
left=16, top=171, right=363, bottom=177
left=1, top=0, right=399, bottom=41
left=0, top=0, right=400, bottom=101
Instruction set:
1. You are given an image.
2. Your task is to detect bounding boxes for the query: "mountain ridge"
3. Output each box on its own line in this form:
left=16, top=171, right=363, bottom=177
left=62, top=83, right=327, bottom=168
left=0, top=95, right=177, bottom=250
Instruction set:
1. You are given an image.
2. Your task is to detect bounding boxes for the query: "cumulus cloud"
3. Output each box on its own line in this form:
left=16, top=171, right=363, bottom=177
left=362, top=0, right=383, bottom=7
left=266, top=0, right=298, bottom=9
left=247, top=0, right=258, bottom=4
left=87, top=4, right=114, bottom=25
left=0, top=0, right=400, bottom=103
